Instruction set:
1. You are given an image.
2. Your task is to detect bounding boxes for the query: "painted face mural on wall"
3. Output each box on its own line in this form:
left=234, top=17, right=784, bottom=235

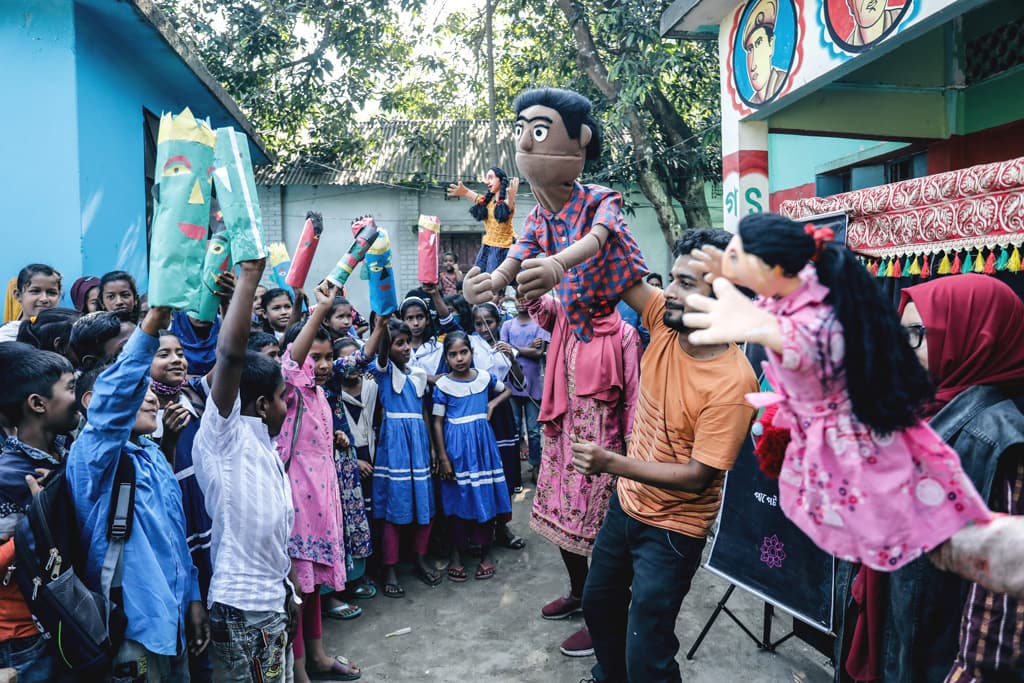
left=731, top=0, right=798, bottom=108
left=824, top=0, right=911, bottom=52
left=149, top=108, right=216, bottom=309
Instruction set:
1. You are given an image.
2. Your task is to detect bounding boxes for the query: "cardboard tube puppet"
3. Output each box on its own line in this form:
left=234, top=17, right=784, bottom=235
left=268, top=242, right=293, bottom=292
left=286, top=212, right=323, bottom=288
left=212, top=127, right=267, bottom=263
left=192, top=197, right=232, bottom=322
left=418, top=214, right=441, bottom=285
left=149, top=108, right=216, bottom=309
left=365, top=229, right=398, bottom=316
left=326, top=216, right=380, bottom=288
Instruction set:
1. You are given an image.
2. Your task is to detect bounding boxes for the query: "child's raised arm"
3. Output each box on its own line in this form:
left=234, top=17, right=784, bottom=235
left=289, top=281, right=338, bottom=366
left=210, top=258, right=266, bottom=417
left=361, top=313, right=392, bottom=370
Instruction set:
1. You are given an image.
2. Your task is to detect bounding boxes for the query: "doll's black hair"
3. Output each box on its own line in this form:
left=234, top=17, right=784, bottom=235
left=513, top=88, right=602, bottom=161
left=737, top=213, right=933, bottom=434
left=469, top=167, right=512, bottom=223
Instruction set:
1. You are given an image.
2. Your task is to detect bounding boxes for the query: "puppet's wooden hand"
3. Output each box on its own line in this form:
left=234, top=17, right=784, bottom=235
left=447, top=182, right=468, bottom=198
left=517, top=256, right=565, bottom=300
left=683, top=277, right=775, bottom=346
left=689, top=246, right=726, bottom=283
left=462, top=266, right=494, bottom=305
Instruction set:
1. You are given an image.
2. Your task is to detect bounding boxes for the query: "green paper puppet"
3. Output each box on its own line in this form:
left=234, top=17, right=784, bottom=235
left=149, top=108, right=216, bottom=309
left=212, top=127, right=267, bottom=263
left=192, top=197, right=232, bottom=322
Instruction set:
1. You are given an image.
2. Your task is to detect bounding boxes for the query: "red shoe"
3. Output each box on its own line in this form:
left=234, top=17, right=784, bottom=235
left=541, top=595, right=582, bottom=620
left=559, top=627, right=594, bottom=657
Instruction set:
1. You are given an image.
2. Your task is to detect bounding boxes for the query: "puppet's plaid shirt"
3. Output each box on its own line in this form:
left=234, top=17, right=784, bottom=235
left=509, top=183, right=647, bottom=342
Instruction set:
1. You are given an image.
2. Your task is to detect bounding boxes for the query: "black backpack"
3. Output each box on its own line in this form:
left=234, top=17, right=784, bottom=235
left=13, top=451, right=135, bottom=675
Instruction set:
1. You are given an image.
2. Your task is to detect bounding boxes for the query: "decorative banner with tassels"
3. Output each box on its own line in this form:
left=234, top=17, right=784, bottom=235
left=857, top=246, right=1023, bottom=278
left=780, top=156, right=1024, bottom=260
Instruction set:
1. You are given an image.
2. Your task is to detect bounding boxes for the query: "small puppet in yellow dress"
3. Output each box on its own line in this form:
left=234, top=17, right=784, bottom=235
left=447, top=167, right=519, bottom=273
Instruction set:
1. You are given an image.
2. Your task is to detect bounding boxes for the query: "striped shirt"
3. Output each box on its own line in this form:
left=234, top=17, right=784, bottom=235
left=617, top=291, right=758, bottom=539
left=193, top=395, right=294, bottom=613
left=947, top=458, right=1024, bottom=682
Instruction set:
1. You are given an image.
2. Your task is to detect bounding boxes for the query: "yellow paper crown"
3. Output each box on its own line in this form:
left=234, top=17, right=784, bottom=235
left=158, top=107, right=216, bottom=147
left=369, top=228, right=392, bottom=255
left=418, top=215, right=441, bottom=232
left=268, top=242, right=291, bottom=266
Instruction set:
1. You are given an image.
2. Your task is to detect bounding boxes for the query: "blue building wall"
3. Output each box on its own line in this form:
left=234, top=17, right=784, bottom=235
left=1, top=1, right=83, bottom=304
left=2, top=0, right=266, bottom=302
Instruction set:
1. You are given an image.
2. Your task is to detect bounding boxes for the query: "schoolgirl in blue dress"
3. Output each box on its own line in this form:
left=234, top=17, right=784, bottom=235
left=432, top=331, right=512, bottom=581
left=361, top=314, right=441, bottom=597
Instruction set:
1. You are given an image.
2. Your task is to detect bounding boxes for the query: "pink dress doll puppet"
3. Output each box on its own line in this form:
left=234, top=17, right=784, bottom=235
left=447, top=167, right=519, bottom=273
left=683, top=212, right=992, bottom=573
left=462, top=88, right=647, bottom=342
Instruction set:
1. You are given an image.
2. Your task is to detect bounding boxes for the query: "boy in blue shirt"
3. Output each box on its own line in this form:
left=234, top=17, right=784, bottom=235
left=67, top=305, right=209, bottom=681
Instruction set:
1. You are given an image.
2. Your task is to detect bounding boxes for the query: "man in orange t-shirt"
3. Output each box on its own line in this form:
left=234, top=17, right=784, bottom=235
left=571, top=229, right=758, bottom=683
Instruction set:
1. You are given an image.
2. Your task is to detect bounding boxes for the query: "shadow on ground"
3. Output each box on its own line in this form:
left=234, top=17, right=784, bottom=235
left=324, top=485, right=834, bottom=682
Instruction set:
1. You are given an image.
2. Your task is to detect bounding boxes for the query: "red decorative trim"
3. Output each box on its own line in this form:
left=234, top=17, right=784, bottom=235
left=779, top=157, right=1024, bottom=257
left=723, top=150, right=770, bottom=178
left=770, top=182, right=816, bottom=211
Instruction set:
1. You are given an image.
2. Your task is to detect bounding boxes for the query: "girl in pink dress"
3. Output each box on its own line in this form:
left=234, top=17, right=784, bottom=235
left=684, top=212, right=991, bottom=572
left=277, top=281, right=359, bottom=682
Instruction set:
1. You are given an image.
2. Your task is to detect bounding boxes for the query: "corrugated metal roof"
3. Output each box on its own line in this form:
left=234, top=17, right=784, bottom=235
left=256, top=119, right=520, bottom=187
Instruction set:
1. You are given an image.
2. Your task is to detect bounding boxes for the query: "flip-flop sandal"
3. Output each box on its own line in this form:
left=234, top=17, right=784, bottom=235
left=415, top=565, right=443, bottom=587
left=352, top=582, right=377, bottom=600
left=447, top=565, right=468, bottom=582
left=382, top=582, right=405, bottom=598
left=308, top=655, right=361, bottom=681
left=322, top=602, right=362, bottom=620
left=499, top=532, right=526, bottom=550
left=475, top=563, right=496, bottom=580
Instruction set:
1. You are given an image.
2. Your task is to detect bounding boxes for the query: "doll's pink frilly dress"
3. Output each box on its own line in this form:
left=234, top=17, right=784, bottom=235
left=750, top=267, right=991, bottom=571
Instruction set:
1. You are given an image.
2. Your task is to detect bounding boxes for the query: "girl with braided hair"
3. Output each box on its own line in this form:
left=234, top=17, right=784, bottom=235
left=447, top=167, right=519, bottom=273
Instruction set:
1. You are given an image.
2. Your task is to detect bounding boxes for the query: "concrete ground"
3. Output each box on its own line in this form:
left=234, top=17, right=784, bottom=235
left=324, top=485, right=835, bottom=682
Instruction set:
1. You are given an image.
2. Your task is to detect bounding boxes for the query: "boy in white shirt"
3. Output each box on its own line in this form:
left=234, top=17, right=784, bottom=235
left=192, top=257, right=300, bottom=682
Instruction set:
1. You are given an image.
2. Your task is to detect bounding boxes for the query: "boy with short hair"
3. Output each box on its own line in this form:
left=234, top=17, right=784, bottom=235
left=192, top=258, right=300, bottom=682
left=66, top=305, right=209, bottom=681
left=438, top=251, right=464, bottom=297
left=69, top=311, right=136, bottom=371
left=0, top=342, right=79, bottom=682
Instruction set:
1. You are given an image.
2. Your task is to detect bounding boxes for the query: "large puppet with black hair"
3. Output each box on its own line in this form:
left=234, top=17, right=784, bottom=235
left=681, top=212, right=1005, bottom=581
left=462, top=88, right=647, bottom=343
left=447, top=166, right=519, bottom=273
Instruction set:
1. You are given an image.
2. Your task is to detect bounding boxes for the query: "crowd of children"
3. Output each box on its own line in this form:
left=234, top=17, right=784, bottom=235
left=0, top=256, right=548, bottom=682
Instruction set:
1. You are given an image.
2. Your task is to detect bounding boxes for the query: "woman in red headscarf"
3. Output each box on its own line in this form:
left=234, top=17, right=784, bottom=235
left=844, top=273, right=1024, bottom=683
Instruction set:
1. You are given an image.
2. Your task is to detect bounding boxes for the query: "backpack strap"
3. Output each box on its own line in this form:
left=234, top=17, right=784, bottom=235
left=101, top=451, right=136, bottom=625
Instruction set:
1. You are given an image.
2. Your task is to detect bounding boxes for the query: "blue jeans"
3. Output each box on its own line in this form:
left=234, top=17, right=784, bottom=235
left=0, top=634, right=64, bottom=683
left=208, top=603, right=290, bottom=683
left=583, top=493, right=706, bottom=683
left=510, top=396, right=542, bottom=467
left=109, top=639, right=189, bottom=682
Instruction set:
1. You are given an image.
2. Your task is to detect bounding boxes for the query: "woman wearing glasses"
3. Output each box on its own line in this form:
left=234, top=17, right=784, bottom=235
left=842, top=274, right=1024, bottom=683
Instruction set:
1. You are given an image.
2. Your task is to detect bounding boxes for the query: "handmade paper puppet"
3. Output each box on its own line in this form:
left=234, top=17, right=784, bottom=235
left=286, top=212, right=323, bottom=288
left=192, top=198, right=232, bottom=322
left=326, top=216, right=380, bottom=288
left=461, top=88, right=647, bottom=342
left=212, top=127, right=267, bottom=262
left=446, top=168, right=518, bottom=272
left=268, top=242, right=293, bottom=292
left=365, top=229, right=398, bottom=316
left=418, top=215, right=441, bottom=285
left=149, top=108, right=216, bottom=309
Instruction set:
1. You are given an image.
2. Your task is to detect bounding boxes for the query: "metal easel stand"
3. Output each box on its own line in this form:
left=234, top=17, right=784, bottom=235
left=686, top=584, right=796, bottom=660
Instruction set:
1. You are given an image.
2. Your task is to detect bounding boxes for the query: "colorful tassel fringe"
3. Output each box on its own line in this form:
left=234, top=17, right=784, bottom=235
left=919, top=255, right=931, bottom=279
left=963, top=251, right=974, bottom=273
left=997, top=248, right=1011, bottom=271
left=951, top=253, right=962, bottom=274
left=983, top=251, right=996, bottom=274
left=938, top=253, right=951, bottom=274
left=1010, top=247, right=1022, bottom=272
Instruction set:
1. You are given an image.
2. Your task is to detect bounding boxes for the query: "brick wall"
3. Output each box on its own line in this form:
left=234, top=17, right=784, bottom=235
left=394, top=189, right=421, bottom=294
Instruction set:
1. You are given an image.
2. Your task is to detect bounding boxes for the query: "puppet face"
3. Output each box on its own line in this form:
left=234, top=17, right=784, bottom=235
left=155, top=110, right=215, bottom=242
left=514, top=104, right=591, bottom=192
left=722, top=234, right=783, bottom=296
left=484, top=169, right=502, bottom=195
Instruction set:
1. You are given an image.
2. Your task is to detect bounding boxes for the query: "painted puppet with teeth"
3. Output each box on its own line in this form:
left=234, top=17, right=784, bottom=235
left=461, top=88, right=648, bottom=342
left=149, top=107, right=217, bottom=310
